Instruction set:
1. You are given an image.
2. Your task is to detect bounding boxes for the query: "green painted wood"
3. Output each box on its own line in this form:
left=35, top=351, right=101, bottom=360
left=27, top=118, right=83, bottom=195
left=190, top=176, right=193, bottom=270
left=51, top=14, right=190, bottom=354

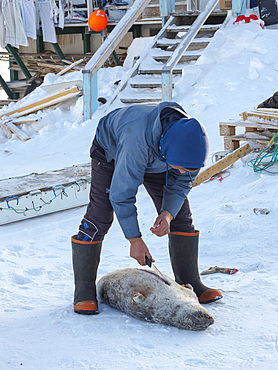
left=6, top=44, right=32, bottom=80
left=82, top=29, right=91, bottom=54
left=51, top=43, right=66, bottom=64
left=0, top=75, right=13, bottom=99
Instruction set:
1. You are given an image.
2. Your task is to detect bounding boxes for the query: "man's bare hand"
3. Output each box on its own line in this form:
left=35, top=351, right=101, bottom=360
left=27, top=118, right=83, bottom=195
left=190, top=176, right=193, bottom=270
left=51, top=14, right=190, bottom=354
left=129, top=238, right=153, bottom=266
left=150, top=210, right=173, bottom=237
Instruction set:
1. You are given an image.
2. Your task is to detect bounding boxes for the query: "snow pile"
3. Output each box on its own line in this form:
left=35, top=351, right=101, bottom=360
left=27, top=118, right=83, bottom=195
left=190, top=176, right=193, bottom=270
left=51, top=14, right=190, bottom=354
left=1, top=14, right=278, bottom=369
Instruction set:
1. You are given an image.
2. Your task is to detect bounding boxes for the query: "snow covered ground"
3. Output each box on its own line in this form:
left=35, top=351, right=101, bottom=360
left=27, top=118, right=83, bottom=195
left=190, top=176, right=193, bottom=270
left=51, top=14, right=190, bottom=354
left=1, top=13, right=278, bottom=369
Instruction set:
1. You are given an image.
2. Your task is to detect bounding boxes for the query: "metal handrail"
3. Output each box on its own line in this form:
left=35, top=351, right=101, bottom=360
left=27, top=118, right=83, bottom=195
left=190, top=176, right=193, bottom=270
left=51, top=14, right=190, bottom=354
left=161, top=0, right=219, bottom=101
left=83, top=0, right=152, bottom=119
left=103, top=15, right=176, bottom=113
left=83, top=0, right=152, bottom=75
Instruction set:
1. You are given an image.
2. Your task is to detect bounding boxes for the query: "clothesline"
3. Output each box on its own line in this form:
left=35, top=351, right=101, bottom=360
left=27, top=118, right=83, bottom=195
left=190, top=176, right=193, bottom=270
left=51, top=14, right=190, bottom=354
left=0, top=0, right=90, bottom=49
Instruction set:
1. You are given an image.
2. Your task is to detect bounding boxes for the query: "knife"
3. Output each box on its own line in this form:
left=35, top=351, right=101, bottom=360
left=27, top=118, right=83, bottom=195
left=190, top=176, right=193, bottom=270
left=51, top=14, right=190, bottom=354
left=145, top=256, right=170, bottom=285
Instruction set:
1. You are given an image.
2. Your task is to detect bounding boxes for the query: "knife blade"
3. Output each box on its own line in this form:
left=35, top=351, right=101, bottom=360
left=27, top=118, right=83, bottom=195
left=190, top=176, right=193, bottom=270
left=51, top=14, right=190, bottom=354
left=145, top=256, right=170, bottom=285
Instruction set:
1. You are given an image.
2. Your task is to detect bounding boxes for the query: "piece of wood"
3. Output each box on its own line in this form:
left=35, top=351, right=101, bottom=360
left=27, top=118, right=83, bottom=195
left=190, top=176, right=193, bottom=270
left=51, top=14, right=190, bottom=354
left=193, top=143, right=253, bottom=187
left=219, top=124, right=235, bottom=136
left=224, top=136, right=269, bottom=151
left=5, top=121, right=31, bottom=141
left=36, top=62, right=64, bottom=71
left=0, top=87, right=80, bottom=119
left=219, top=119, right=278, bottom=150
left=0, top=99, right=18, bottom=107
left=57, top=58, right=85, bottom=76
left=240, top=110, right=278, bottom=122
left=0, top=123, right=13, bottom=139
left=219, top=120, right=278, bottom=130
left=13, top=118, right=40, bottom=124
left=223, top=137, right=240, bottom=151
left=255, top=108, right=278, bottom=114
left=14, top=90, right=80, bottom=118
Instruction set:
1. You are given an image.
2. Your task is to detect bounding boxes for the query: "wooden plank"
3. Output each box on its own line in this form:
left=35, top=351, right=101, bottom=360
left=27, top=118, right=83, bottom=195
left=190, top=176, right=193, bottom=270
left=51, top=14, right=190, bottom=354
left=223, top=134, right=269, bottom=151
left=13, top=118, right=40, bottom=124
left=129, top=82, right=175, bottom=88
left=139, top=68, right=183, bottom=74
left=120, top=97, right=161, bottom=103
left=14, top=91, right=81, bottom=118
left=0, top=99, right=18, bottom=107
left=240, top=111, right=278, bottom=122
left=219, top=120, right=278, bottom=129
left=57, top=59, right=85, bottom=75
left=193, top=143, right=253, bottom=187
left=223, top=137, right=240, bottom=151
left=5, top=121, right=31, bottom=141
left=255, top=108, right=278, bottom=114
left=0, top=123, right=13, bottom=139
left=219, top=124, right=235, bottom=136
left=36, top=62, right=64, bottom=71
left=167, top=24, right=222, bottom=33
left=153, top=54, right=200, bottom=63
left=226, top=134, right=270, bottom=142
left=0, top=87, right=80, bottom=119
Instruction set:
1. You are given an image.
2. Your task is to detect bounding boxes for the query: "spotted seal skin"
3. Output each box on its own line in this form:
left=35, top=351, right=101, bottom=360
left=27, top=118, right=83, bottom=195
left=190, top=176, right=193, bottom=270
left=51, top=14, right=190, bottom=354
left=97, top=268, right=214, bottom=331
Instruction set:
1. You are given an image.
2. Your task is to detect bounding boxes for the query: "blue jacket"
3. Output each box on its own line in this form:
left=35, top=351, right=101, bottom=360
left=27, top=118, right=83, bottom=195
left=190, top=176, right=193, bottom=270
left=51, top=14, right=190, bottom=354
left=95, top=102, right=200, bottom=239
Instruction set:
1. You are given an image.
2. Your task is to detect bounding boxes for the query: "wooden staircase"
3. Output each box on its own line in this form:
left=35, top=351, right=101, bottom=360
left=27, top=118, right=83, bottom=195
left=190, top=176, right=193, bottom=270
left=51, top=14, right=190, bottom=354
left=117, top=10, right=227, bottom=105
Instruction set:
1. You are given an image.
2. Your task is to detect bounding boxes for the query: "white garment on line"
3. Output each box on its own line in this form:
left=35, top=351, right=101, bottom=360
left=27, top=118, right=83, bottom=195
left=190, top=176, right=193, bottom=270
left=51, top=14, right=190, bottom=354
left=20, top=0, right=37, bottom=39
left=2, top=0, right=29, bottom=48
left=58, top=0, right=65, bottom=29
left=38, top=1, right=57, bottom=43
left=0, top=2, right=6, bottom=48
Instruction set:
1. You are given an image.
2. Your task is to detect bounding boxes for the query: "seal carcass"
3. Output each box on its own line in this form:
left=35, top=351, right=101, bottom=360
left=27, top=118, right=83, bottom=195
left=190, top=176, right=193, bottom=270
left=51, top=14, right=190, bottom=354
left=97, top=268, right=214, bottom=331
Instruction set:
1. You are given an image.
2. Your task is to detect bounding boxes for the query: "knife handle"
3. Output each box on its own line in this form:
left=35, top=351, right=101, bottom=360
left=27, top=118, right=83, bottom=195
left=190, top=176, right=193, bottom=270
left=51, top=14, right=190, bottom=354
left=145, top=256, right=152, bottom=267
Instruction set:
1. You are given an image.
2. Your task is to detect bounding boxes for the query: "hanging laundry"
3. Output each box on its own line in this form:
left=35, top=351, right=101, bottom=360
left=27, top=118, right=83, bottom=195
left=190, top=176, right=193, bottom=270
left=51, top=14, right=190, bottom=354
left=50, top=0, right=59, bottom=25
left=57, top=0, right=66, bottom=29
left=20, top=0, right=37, bottom=39
left=38, top=0, right=57, bottom=43
left=2, top=0, right=29, bottom=48
left=64, top=0, right=73, bottom=23
left=232, top=0, right=247, bottom=16
left=0, top=2, right=6, bottom=48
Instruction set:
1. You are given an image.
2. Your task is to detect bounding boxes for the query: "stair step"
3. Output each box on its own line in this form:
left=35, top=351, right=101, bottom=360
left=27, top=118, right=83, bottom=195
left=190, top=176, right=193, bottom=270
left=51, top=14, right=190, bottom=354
left=167, top=24, right=222, bottom=33
left=156, top=38, right=210, bottom=49
left=138, top=68, right=183, bottom=75
left=129, top=81, right=175, bottom=88
left=145, top=1, right=186, bottom=8
left=115, top=11, right=225, bottom=106
left=142, top=2, right=189, bottom=18
left=153, top=54, right=201, bottom=63
left=120, top=97, right=162, bottom=104
left=129, top=74, right=179, bottom=89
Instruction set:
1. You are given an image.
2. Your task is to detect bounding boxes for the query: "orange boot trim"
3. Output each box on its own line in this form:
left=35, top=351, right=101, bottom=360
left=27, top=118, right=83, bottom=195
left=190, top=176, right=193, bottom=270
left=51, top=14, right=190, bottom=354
left=74, top=301, right=99, bottom=315
left=71, top=235, right=101, bottom=245
left=169, top=231, right=200, bottom=236
left=198, top=289, right=223, bottom=304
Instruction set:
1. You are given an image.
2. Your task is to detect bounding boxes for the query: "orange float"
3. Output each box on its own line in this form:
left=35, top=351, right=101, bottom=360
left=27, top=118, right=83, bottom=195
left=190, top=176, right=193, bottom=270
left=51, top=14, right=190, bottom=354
left=88, top=9, right=108, bottom=32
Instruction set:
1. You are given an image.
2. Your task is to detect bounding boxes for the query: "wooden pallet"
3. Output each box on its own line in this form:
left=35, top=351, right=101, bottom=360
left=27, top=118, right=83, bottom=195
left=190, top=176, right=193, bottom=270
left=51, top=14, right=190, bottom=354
left=219, top=109, right=278, bottom=151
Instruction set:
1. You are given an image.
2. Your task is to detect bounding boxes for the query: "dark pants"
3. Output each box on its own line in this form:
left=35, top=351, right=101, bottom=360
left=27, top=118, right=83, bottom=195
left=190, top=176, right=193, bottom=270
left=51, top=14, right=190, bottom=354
left=78, top=138, right=194, bottom=242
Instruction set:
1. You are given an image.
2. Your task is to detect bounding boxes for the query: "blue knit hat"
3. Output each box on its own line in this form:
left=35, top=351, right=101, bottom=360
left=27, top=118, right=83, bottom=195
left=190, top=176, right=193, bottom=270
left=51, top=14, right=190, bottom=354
left=159, top=118, right=209, bottom=168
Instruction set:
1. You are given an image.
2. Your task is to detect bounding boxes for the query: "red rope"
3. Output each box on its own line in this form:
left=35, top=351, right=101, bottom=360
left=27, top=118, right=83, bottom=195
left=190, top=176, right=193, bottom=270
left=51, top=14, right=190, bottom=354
left=204, top=170, right=231, bottom=184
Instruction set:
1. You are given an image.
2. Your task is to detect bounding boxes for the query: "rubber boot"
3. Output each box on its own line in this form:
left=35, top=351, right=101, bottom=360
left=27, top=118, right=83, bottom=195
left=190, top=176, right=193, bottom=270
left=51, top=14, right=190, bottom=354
left=72, top=235, right=102, bottom=314
left=168, top=232, right=222, bottom=304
